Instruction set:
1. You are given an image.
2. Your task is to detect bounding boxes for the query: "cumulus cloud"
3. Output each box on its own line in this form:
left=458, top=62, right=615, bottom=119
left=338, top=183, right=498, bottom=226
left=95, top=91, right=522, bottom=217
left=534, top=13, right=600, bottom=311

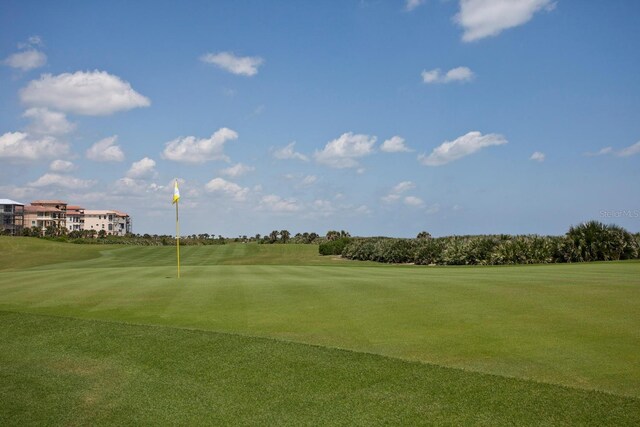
left=49, top=159, right=75, bottom=172
left=205, top=177, right=250, bottom=201
left=20, top=70, right=150, bottom=115
left=28, top=173, right=95, bottom=189
left=200, top=52, right=264, bottom=76
left=456, top=0, right=555, bottom=42
left=0, top=131, right=68, bottom=160
left=259, top=194, right=301, bottom=213
left=272, top=142, right=308, bottom=161
left=314, top=132, right=376, bottom=168
left=162, top=128, right=238, bottom=163
left=23, top=108, right=75, bottom=135
left=382, top=181, right=416, bottom=203
left=3, top=49, right=47, bottom=71
left=583, top=142, right=640, bottom=158
left=584, top=147, right=613, bottom=157
left=86, top=136, right=125, bottom=162
left=126, top=157, right=156, bottom=179
left=617, top=141, right=640, bottom=157
left=404, top=196, right=425, bottom=207
left=381, top=136, right=412, bottom=153
left=422, top=66, right=474, bottom=84
left=405, top=0, right=425, bottom=11
left=220, top=163, right=255, bottom=177
left=418, top=131, right=507, bottom=166
left=530, top=151, right=545, bottom=162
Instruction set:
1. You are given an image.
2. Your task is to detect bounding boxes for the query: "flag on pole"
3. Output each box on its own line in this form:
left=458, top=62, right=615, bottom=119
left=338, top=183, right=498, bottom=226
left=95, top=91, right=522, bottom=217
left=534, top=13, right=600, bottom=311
left=173, top=180, right=180, bottom=204
left=173, top=179, right=181, bottom=278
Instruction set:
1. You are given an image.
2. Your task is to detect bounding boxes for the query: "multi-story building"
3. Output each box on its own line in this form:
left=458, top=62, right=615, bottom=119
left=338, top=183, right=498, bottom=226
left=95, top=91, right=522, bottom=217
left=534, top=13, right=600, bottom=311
left=2, top=198, right=131, bottom=236
left=66, top=205, right=85, bottom=233
left=23, top=200, right=67, bottom=232
left=83, top=210, right=131, bottom=236
left=0, top=199, right=25, bottom=236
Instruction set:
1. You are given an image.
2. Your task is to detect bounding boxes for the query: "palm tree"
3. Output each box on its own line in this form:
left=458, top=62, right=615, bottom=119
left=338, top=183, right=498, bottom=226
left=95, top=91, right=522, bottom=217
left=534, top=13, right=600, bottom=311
left=280, top=230, right=290, bottom=244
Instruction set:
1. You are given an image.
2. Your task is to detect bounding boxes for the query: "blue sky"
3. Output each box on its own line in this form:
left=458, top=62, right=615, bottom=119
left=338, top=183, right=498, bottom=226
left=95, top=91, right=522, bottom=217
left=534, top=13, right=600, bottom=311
left=1, top=0, right=639, bottom=237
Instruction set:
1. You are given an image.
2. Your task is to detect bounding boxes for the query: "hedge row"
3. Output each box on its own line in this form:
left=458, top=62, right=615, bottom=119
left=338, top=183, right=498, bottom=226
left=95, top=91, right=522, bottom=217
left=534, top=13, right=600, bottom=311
left=332, top=221, right=640, bottom=265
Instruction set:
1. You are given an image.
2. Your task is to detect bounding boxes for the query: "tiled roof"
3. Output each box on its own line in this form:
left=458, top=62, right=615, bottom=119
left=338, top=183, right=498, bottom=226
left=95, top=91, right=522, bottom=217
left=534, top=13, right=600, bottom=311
left=24, top=205, right=63, bottom=213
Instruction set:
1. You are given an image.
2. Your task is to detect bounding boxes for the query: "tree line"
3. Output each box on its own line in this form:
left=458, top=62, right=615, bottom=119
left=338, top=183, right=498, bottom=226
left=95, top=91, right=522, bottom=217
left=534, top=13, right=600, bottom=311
left=321, top=221, right=640, bottom=265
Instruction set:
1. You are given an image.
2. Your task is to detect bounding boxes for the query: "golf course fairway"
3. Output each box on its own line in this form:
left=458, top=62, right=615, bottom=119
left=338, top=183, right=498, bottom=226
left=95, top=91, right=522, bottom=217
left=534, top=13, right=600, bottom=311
left=1, top=237, right=639, bottom=425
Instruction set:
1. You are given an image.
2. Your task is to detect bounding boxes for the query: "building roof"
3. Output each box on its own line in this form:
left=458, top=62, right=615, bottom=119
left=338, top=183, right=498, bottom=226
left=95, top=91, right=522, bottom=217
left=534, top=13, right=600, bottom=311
left=31, top=200, right=67, bottom=206
left=67, top=205, right=84, bottom=210
left=24, top=205, right=63, bottom=213
left=84, top=210, right=115, bottom=215
left=0, top=199, right=24, bottom=205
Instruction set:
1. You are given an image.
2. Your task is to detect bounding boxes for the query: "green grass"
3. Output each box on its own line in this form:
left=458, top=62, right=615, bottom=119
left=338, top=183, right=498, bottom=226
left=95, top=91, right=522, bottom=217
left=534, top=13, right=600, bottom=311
left=1, top=237, right=639, bottom=424
left=2, top=311, right=638, bottom=426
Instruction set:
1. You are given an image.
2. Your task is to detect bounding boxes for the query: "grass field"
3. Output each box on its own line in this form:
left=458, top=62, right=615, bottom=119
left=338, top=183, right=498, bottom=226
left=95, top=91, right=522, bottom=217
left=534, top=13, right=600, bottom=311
left=1, top=237, right=639, bottom=425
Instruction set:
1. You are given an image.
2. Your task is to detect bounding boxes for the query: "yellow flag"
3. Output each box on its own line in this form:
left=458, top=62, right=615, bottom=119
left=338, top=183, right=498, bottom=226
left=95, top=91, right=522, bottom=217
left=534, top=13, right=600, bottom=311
left=172, top=179, right=180, bottom=204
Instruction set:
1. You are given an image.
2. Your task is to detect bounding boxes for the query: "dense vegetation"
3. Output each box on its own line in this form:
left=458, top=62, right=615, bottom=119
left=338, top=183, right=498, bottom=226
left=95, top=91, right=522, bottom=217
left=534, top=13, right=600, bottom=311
left=331, top=221, right=640, bottom=265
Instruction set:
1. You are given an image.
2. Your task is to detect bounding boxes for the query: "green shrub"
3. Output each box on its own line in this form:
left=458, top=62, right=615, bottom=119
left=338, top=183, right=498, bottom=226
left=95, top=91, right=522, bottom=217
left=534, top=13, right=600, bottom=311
left=319, top=237, right=351, bottom=256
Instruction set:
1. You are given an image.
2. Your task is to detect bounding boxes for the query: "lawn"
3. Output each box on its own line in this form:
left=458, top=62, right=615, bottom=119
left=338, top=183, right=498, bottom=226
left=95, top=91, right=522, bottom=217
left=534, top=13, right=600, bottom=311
left=1, top=237, right=639, bottom=424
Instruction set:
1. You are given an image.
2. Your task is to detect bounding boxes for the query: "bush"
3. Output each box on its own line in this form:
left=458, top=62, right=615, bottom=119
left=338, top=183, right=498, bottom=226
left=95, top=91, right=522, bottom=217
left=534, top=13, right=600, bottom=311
left=318, top=237, right=351, bottom=256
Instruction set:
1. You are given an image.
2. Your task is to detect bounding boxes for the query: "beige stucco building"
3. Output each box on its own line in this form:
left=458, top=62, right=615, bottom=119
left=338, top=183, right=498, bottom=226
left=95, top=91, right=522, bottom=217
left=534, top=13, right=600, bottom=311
left=83, top=210, right=131, bottom=236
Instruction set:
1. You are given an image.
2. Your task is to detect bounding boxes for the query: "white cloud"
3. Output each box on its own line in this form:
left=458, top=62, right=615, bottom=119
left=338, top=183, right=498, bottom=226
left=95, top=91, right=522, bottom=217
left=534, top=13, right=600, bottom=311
left=583, top=142, right=640, bottom=158
left=126, top=157, right=156, bottom=179
left=381, top=194, right=401, bottom=204
left=382, top=181, right=416, bottom=203
left=162, top=128, right=238, bottom=163
left=272, top=142, right=308, bottom=161
left=422, top=66, right=474, bottom=84
left=404, top=196, right=425, bottom=207
left=23, top=108, right=75, bottom=135
left=28, top=173, right=95, bottom=189
left=617, top=141, right=640, bottom=158
left=421, top=69, right=441, bottom=83
left=419, top=131, right=507, bottom=166
left=584, top=147, right=613, bottom=157
left=530, top=151, right=545, bottom=162
left=200, top=52, right=264, bottom=76
left=314, top=132, right=376, bottom=168
left=259, top=194, right=301, bottom=213
left=381, top=136, right=412, bottom=153
left=456, top=0, right=555, bottom=42
left=20, top=70, right=150, bottom=115
left=301, top=175, right=318, bottom=186
left=393, top=181, right=415, bottom=194
left=3, top=49, right=47, bottom=71
left=0, top=131, right=68, bottom=160
left=405, top=0, right=425, bottom=11
left=86, top=136, right=125, bottom=162
left=49, top=159, right=75, bottom=172
left=17, top=36, right=44, bottom=49
left=205, top=177, right=250, bottom=201
left=220, top=163, right=255, bottom=177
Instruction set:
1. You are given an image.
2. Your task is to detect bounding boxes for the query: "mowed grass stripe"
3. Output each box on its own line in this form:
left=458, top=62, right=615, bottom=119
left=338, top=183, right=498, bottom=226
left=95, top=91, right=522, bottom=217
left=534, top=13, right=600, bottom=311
left=2, top=262, right=638, bottom=397
left=1, top=311, right=638, bottom=426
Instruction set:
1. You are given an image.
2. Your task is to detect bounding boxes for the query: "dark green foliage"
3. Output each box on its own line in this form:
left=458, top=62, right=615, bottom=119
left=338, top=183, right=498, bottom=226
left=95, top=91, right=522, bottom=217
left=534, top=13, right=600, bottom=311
left=319, top=237, right=351, bottom=255
left=341, top=222, right=640, bottom=265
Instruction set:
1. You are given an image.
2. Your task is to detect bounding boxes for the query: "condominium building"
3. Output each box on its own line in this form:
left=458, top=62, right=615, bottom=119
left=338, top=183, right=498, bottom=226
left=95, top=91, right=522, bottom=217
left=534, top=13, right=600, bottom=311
left=66, top=205, right=85, bottom=232
left=23, top=200, right=67, bottom=232
left=2, top=198, right=131, bottom=236
left=0, top=199, right=25, bottom=236
left=83, top=210, right=131, bottom=236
